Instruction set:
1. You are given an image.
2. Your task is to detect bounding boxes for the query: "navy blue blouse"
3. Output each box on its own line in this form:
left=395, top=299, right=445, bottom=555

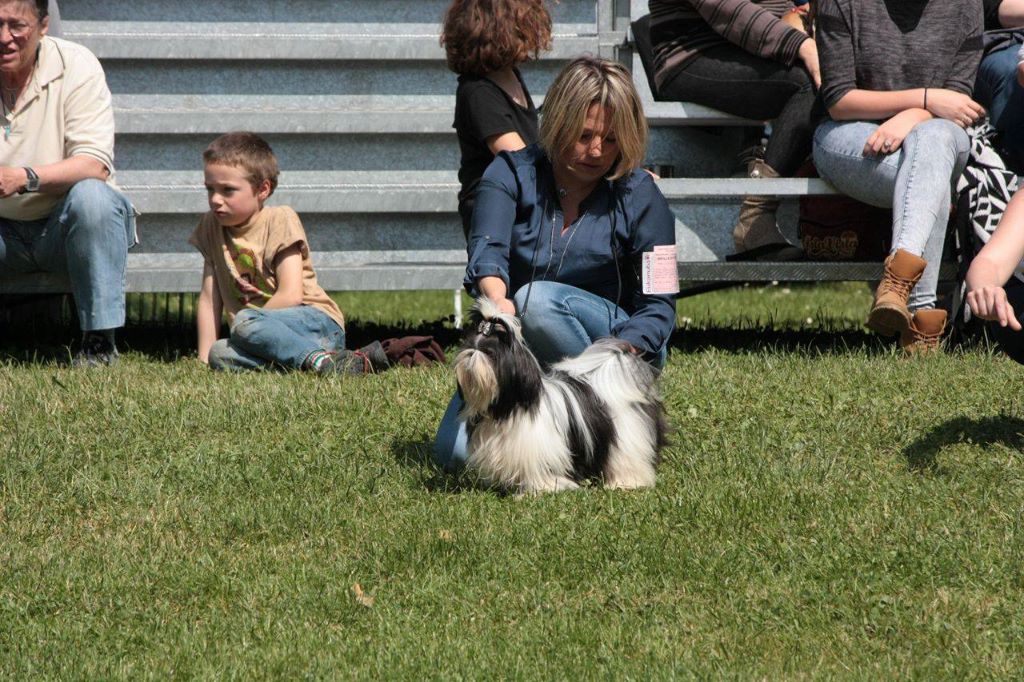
left=464, top=145, right=678, bottom=356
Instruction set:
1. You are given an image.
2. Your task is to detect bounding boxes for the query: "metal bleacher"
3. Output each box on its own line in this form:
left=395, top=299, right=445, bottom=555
left=2, top=0, right=934, bottom=297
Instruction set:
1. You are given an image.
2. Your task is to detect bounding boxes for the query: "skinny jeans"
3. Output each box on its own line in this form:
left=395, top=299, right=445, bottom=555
left=433, top=281, right=667, bottom=472
left=658, top=44, right=821, bottom=175
left=812, top=118, right=969, bottom=310
left=208, top=305, right=345, bottom=371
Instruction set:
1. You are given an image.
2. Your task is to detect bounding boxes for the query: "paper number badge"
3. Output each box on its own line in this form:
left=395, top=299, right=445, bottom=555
left=641, top=244, right=679, bottom=295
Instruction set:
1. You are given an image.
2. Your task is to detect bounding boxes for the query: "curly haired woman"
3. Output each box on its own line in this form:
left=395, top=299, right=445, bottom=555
left=441, top=0, right=552, bottom=237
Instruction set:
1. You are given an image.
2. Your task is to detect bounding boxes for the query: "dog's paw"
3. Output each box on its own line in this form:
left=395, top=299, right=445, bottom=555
left=516, top=476, right=580, bottom=495
left=604, top=473, right=657, bottom=490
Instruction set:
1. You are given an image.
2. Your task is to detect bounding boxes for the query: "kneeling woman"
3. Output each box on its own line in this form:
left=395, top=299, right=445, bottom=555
left=812, top=0, right=983, bottom=352
left=434, top=56, right=678, bottom=471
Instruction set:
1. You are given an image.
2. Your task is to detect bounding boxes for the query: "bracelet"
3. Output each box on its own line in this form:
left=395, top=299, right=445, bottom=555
left=923, top=87, right=928, bottom=112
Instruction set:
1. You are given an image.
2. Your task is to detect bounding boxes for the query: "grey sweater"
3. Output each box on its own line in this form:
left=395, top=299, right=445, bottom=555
left=649, top=0, right=808, bottom=89
left=817, top=0, right=983, bottom=111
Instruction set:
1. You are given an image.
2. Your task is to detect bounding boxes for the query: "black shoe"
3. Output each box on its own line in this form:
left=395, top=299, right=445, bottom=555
left=355, top=341, right=390, bottom=373
left=72, top=332, right=119, bottom=367
left=321, top=342, right=390, bottom=376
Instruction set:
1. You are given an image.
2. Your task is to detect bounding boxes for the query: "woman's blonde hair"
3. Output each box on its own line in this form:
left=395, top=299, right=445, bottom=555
left=539, top=56, right=647, bottom=181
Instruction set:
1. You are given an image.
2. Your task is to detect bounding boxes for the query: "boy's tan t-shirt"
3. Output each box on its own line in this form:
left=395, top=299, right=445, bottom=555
left=188, top=205, right=345, bottom=329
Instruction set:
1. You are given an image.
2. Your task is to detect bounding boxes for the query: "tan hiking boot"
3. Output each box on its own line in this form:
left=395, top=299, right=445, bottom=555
left=731, top=159, right=802, bottom=260
left=900, top=308, right=947, bottom=354
left=867, top=249, right=927, bottom=337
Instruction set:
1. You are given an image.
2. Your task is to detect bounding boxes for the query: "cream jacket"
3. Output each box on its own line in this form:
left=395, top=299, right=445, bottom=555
left=0, top=36, right=116, bottom=221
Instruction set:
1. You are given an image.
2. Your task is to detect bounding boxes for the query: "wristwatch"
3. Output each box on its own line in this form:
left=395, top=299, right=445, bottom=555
left=19, top=166, right=39, bottom=194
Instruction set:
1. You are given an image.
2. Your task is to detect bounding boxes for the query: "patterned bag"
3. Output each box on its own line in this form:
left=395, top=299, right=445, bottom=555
left=956, top=123, right=1022, bottom=282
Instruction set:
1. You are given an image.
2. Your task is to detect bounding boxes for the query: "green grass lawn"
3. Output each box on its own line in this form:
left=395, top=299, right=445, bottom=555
left=3, top=284, right=1024, bottom=678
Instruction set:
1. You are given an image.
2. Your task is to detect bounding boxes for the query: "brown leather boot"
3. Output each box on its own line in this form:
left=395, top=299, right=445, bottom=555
left=731, top=159, right=803, bottom=260
left=900, top=308, right=947, bottom=355
left=867, top=249, right=927, bottom=337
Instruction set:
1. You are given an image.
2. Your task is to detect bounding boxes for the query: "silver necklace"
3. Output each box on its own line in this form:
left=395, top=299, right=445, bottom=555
left=540, top=204, right=587, bottom=281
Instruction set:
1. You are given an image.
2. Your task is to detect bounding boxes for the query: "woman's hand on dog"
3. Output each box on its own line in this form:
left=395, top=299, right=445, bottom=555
left=494, top=298, right=516, bottom=315
left=477, top=276, right=516, bottom=316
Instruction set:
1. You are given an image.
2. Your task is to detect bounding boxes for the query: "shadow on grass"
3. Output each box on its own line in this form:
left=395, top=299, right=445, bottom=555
left=3, top=310, right=992, bottom=364
left=0, top=318, right=466, bottom=366
left=669, top=319, right=993, bottom=356
left=390, top=438, right=491, bottom=495
left=902, top=414, right=1024, bottom=472
left=670, top=325, right=884, bottom=355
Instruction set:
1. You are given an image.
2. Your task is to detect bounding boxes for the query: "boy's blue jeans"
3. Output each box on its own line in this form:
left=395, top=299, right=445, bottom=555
left=0, top=179, right=135, bottom=331
left=812, top=118, right=969, bottom=311
left=433, top=281, right=668, bottom=472
left=209, top=305, right=345, bottom=371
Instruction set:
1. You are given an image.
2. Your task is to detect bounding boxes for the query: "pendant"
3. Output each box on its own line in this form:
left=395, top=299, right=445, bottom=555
left=3, top=123, right=9, bottom=140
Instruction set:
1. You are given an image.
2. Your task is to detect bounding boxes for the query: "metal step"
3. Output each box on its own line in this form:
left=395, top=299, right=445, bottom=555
left=119, top=170, right=460, bottom=214
left=60, top=0, right=599, bottom=25
left=116, top=171, right=836, bottom=214
left=64, top=21, right=600, bottom=60
left=680, top=261, right=959, bottom=282
left=110, top=94, right=743, bottom=134
left=113, top=95, right=460, bottom=134
left=0, top=253, right=467, bottom=293
left=659, top=178, right=838, bottom=199
left=2, top=256, right=952, bottom=294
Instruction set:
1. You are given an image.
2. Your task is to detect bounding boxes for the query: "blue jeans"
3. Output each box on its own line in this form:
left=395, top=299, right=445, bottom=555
left=812, top=118, right=969, bottom=311
left=208, top=305, right=345, bottom=371
left=433, top=281, right=668, bottom=472
left=0, top=179, right=135, bottom=331
left=976, top=45, right=1024, bottom=171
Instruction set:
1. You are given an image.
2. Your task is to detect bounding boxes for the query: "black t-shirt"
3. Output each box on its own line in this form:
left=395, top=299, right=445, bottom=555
left=453, top=69, right=538, bottom=234
left=984, top=0, right=1002, bottom=30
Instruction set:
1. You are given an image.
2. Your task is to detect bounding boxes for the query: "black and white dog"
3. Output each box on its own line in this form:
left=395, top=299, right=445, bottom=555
left=454, top=298, right=668, bottom=493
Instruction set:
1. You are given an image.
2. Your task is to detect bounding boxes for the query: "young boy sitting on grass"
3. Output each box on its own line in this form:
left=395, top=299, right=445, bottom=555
left=190, top=132, right=387, bottom=374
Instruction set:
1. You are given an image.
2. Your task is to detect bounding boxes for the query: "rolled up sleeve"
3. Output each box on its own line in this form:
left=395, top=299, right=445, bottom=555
left=612, top=175, right=678, bottom=357
left=62, top=50, right=115, bottom=170
left=463, top=154, right=519, bottom=296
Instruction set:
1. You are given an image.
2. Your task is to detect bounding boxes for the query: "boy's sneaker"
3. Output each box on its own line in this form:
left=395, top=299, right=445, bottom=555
left=72, top=331, right=119, bottom=367
left=304, top=342, right=391, bottom=375
left=354, top=341, right=390, bottom=373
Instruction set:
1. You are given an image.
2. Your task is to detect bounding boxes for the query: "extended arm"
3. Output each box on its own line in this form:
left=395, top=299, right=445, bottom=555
left=965, top=190, right=1024, bottom=330
left=614, top=176, right=678, bottom=357
left=196, top=261, right=223, bottom=363
left=465, top=152, right=520, bottom=309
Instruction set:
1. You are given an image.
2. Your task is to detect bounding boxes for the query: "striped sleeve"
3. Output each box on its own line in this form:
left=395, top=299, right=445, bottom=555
left=690, top=0, right=808, bottom=65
